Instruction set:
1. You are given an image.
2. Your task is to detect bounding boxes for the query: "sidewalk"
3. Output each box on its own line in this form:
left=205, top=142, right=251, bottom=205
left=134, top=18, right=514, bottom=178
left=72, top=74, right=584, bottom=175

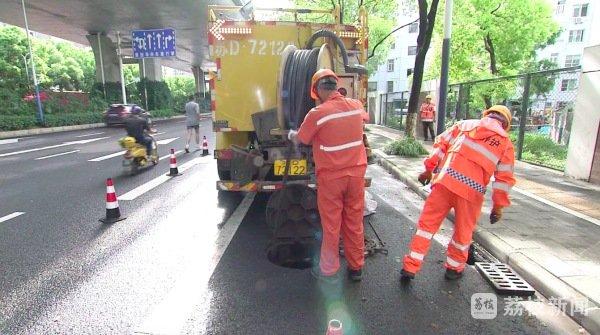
left=367, top=124, right=600, bottom=333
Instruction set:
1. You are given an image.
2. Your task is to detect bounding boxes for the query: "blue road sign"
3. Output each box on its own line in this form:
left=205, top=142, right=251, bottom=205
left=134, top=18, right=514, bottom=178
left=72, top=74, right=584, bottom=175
left=132, top=28, right=176, bottom=58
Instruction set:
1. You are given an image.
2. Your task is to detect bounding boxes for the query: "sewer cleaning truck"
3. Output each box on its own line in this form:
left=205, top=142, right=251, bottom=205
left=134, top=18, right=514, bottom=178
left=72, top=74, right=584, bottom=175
left=207, top=5, right=369, bottom=267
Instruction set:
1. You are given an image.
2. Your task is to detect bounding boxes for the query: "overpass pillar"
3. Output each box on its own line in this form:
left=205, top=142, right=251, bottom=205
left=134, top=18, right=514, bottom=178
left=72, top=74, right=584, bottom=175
left=191, top=65, right=206, bottom=98
left=86, top=33, right=121, bottom=84
left=139, top=58, right=162, bottom=81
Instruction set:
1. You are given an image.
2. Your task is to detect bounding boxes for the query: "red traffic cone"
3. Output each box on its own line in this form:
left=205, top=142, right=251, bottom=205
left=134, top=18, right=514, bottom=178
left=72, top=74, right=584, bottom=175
left=202, top=136, right=210, bottom=156
left=326, top=319, right=342, bottom=335
left=166, top=148, right=181, bottom=176
left=100, top=178, right=126, bottom=223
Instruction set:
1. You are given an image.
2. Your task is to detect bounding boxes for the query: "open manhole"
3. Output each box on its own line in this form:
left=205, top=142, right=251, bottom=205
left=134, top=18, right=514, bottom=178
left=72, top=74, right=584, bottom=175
left=476, top=262, right=535, bottom=296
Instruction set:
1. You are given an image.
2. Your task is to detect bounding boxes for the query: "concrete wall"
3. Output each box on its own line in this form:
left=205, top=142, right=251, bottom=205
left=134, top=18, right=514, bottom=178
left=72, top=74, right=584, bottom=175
left=565, top=44, right=600, bottom=180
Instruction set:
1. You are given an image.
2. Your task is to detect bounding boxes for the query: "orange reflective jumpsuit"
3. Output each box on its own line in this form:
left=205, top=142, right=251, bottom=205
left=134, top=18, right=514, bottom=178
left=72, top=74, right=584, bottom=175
left=403, top=117, right=516, bottom=274
left=297, top=91, right=369, bottom=275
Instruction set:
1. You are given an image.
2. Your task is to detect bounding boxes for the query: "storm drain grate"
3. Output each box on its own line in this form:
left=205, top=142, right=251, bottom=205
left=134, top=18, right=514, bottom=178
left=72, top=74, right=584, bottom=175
left=475, top=262, right=535, bottom=296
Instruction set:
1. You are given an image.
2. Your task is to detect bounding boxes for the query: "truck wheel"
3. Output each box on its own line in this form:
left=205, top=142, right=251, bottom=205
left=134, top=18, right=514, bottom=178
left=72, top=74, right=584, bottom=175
left=218, top=169, right=231, bottom=181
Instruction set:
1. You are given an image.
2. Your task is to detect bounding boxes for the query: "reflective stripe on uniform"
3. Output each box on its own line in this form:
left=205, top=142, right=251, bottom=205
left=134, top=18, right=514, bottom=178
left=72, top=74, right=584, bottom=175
left=409, top=251, right=425, bottom=261
left=462, top=138, right=500, bottom=165
left=492, top=181, right=512, bottom=193
left=442, top=132, right=454, bottom=142
left=320, top=140, right=363, bottom=152
left=496, top=163, right=514, bottom=172
left=416, top=229, right=434, bottom=240
left=446, top=256, right=461, bottom=268
left=441, top=167, right=487, bottom=194
left=316, top=109, right=363, bottom=126
left=450, top=239, right=469, bottom=252
left=433, top=148, right=444, bottom=159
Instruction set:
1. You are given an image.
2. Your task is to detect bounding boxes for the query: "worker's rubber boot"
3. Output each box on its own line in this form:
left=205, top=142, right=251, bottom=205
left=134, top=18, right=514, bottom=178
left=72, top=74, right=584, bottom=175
left=445, top=269, right=464, bottom=280
left=348, top=268, right=362, bottom=282
left=400, top=269, right=415, bottom=282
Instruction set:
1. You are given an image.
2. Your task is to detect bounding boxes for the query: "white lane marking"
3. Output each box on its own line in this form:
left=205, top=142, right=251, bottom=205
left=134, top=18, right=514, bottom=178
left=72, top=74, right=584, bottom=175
left=513, top=187, right=600, bottom=227
left=0, top=138, right=19, bottom=145
left=35, top=150, right=80, bottom=160
left=154, top=132, right=166, bottom=136
left=0, top=137, right=110, bottom=158
left=88, top=151, right=126, bottom=162
left=0, top=212, right=25, bottom=224
left=119, top=156, right=211, bottom=201
left=159, top=150, right=184, bottom=161
left=75, top=132, right=105, bottom=138
left=156, top=137, right=180, bottom=145
left=134, top=193, right=255, bottom=335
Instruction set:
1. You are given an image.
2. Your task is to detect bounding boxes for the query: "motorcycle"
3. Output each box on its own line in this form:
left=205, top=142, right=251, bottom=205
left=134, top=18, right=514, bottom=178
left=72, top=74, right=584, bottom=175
left=118, top=135, right=159, bottom=175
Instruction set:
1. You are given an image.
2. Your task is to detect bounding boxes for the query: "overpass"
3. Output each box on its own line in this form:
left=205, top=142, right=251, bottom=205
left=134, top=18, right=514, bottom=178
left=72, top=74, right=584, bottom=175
left=0, top=0, right=244, bottom=92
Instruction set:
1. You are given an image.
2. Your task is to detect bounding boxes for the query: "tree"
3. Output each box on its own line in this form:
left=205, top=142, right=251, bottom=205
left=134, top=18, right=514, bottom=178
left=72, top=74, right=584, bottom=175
left=404, top=0, right=441, bottom=138
left=425, top=0, right=559, bottom=108
left=292, top=0, right=398, bottom=74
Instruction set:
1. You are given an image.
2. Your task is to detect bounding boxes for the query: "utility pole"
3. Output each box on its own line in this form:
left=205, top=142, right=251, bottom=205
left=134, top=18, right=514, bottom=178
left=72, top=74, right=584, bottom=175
left=21, top=54, right=30, bottom=89
left=21, top=0, right=44, bottom=124
left=117, top=31, right=127, bottom=104
left=437, top=0, right=453, bottom=134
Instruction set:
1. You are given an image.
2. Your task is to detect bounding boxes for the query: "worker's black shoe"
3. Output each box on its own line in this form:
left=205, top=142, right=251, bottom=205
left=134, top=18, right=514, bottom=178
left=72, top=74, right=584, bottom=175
left=400, top=269, right=415, bottom=282
left=445, top=269, right=464, bottom=280
left=311, top=267, right=340, bottom=284
left=348, top=268, right=362, bottom=282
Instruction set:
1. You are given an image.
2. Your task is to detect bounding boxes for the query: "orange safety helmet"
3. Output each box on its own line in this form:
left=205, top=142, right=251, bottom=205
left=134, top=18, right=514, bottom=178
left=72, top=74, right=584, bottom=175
left=310, top=68, right=339, bottom=100
left=483, top=105, right=512, bottom=130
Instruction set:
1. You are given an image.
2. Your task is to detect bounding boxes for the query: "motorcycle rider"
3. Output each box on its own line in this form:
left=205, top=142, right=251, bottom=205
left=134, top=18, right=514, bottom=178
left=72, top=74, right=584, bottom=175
left=124, top=107, right=153, bottom=156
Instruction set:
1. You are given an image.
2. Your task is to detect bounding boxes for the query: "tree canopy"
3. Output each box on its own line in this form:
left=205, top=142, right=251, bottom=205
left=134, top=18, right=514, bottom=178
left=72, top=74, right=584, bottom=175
left=425, top=0, right=559, bottom=82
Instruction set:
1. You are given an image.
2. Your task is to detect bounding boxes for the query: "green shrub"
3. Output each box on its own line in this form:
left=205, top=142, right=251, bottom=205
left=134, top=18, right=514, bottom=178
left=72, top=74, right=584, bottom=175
left=386, top=115, right=405, bottom=130
left=509, top=132, right=567, bottom=170
left=44, top=113, right=103, bottom=127
left=150, top=108, right=178, bottom=118
left=383, top=137, right=429, bottom=157
left=0, top=115, right=39, bottom=131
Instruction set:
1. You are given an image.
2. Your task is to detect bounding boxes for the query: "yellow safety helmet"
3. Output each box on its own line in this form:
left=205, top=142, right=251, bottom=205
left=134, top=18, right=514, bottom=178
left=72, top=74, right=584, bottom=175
left=425, top=95, right=433, bottom=100
left=311, top=69, right=339, bottom=100
left=483, top=105, right=512, bottom=130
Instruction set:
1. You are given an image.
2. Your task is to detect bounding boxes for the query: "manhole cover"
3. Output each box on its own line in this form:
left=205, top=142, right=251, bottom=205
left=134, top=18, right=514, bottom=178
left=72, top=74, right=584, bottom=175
left=475, top=262, right=535, bottom=296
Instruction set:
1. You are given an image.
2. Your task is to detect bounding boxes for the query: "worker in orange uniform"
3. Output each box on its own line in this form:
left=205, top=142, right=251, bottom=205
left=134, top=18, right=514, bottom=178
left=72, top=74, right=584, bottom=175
left=420, top=95, right=436, bottom=141
left=401, top=105, right=515, bottom=281
left=288, top=69, right=369, bottom=283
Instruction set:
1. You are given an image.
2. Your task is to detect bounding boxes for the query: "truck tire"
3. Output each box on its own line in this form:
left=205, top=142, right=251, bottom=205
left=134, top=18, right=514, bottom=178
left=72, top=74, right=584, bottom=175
left=218, top=169, right=231, bottom=181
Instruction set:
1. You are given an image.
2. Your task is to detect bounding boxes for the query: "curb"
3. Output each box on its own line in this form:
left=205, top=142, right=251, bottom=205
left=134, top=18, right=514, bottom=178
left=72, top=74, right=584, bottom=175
left=0, top=114, right=212, bottom=140
left=375, top=151, right=600, bottom=334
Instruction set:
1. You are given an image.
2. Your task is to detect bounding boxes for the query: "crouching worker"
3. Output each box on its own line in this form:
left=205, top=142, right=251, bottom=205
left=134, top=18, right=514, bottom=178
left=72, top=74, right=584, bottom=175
left=401, top=105, right=516, bottom=281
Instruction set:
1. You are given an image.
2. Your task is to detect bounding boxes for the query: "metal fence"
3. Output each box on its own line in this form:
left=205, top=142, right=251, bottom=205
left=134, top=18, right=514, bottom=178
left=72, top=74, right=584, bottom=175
left=444, top=67, right=581, bottom=171
left=379, top=91, right=410, bottom=131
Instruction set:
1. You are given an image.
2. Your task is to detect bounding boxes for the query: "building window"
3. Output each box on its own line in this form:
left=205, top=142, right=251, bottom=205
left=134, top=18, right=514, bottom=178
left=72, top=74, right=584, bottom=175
left=368, top=81, right=377, bottom=92
left=408, top=46, right=418, bottom=56
left=550, top=53, right=559, bottom=64
left=387, top=81, right=394, bottom=93
left=407, top=68, right=413, bottom=77
left=569, top=30, right=584, bottom=42
left=561, top=79, right=578, bottom=91
left=573, top=3, right=588, bottom=17
left=409, top=22, right=418, bottom=34
left=390, top=42, right=395, bottom=49
left=564, top=54, right=581, bottom=67
left=556, top=0, right=566, bottom=13
left=387, top=59, right=395, bottom=72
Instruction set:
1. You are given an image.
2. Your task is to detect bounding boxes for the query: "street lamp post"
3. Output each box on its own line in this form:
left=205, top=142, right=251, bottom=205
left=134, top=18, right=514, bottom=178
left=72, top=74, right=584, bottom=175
left=437, top=0, right=454, bottom=135
left=21, top=54, right=30, bottom=89
left=21, top=0, right=44, bottom=124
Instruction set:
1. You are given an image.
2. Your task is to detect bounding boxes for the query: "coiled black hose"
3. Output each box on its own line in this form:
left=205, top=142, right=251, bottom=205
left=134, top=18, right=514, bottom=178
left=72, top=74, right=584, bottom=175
left=281, top=48, right=319, bottom=130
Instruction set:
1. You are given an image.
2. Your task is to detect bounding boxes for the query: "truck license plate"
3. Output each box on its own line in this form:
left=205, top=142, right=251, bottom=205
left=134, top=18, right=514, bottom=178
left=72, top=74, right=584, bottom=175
left=274, top=159, right=307, bottom=176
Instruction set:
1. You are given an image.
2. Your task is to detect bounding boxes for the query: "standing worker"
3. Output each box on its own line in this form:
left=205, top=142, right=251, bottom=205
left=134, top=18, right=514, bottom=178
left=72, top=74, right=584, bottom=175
left=288, top=69, right=369, bottom=283
left=184, top=95, right=201, bottom=153
left=400, top=105, right=516, bottom=281
left=420, top=95, right=436, bottom=141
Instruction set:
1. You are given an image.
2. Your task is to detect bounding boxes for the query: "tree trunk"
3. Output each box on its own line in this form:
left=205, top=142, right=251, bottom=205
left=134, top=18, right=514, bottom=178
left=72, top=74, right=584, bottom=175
left=405, top=0, right=440, bottom=138
left=484, top=33, right=498, bottom=75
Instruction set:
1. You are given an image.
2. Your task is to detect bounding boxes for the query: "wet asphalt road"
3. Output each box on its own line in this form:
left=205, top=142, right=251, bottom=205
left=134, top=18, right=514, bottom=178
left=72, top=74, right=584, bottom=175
left=0, top=120, right=586, bottom=334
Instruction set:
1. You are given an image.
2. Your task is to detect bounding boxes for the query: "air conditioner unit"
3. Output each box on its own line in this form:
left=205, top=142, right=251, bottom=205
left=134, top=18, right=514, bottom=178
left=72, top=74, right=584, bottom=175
left=574, top=17, right=583, bottom=24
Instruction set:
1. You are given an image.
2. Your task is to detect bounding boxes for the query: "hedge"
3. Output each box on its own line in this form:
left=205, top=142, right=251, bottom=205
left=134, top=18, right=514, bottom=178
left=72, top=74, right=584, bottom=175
left=0, top=113, right=103, bottom=131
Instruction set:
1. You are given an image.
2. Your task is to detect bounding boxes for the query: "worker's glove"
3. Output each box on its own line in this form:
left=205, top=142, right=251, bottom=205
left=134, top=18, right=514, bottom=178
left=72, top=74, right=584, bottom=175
left=418, top=170, right=433, bottom=186
left=287, top=130, right=299, bottom=144
left=490, top=206, right=503, bottom=224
